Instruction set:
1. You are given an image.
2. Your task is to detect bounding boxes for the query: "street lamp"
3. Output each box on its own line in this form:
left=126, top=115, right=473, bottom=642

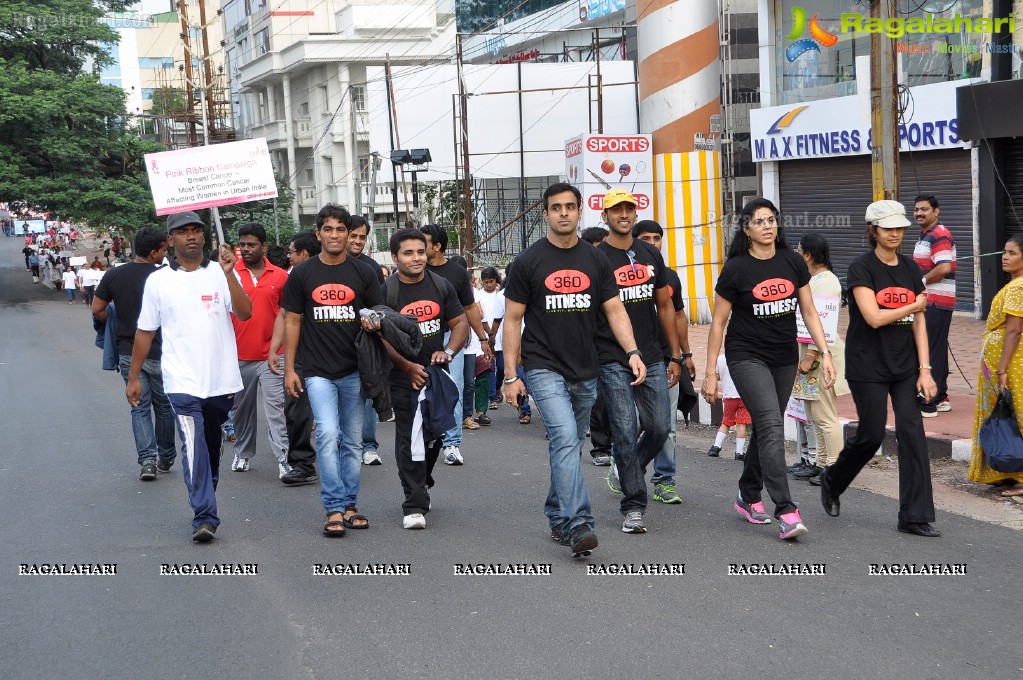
left=389, top=148, right=432, bottom=217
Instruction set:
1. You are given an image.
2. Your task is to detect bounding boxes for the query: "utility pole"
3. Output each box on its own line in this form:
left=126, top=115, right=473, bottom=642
left=385, top=55, right=412, bottom=225
left=197, top=0, right=217, bottom=140
left=870, top=0, right=900, bottom=201
left=456, top=33, right=474, bottom=259
left=177, top=0, right=197, bottom=146
left=594, top=27, right=603, bottom=134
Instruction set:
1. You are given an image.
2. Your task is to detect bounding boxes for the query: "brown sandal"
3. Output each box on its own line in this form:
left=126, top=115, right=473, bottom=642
left=519, top=414, right=531, bottom=424
left=341, top=506, right=369, bottom=529
left=323, top=511, right=346, bottom=537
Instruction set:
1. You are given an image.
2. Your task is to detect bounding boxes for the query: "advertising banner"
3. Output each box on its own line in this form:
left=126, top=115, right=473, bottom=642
left=144, top=138, right=277, bottom=216
left=565, top=133, right=653, bottom=229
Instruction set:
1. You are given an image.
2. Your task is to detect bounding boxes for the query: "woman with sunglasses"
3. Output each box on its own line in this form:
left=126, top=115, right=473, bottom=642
left=703, top=198, right=834, bottom=540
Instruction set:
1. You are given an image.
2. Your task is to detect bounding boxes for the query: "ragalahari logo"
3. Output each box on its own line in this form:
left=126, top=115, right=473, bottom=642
left=784, top=6, right=838, bottom=62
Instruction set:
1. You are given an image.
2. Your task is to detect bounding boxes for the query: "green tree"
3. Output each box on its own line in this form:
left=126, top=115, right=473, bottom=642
left=421, top=180, right=465, bottom=251
left=0, top=0, right=159, bottom=231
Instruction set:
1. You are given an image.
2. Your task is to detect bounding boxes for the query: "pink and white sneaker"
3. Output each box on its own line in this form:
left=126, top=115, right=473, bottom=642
left=734, top=494, right=772, bottom=524
left=778, top=509, right=808, bottom=540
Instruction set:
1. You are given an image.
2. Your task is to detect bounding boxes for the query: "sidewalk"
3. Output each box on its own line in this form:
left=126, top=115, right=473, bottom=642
left=686, top=309, right=985, bottom=461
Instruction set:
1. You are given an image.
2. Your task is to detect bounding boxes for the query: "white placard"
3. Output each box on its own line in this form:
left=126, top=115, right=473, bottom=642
left=69, top=256, right=87, bottom=266
left=785, top=396, right=807, bottom=423
left=144, top=138, right=277, bottom=216
left=796, top=294, right=840, bottom=345
left=565, top=133, right=653, bottom=229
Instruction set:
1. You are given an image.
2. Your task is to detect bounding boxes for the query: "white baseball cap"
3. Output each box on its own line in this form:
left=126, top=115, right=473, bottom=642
left=864, top=200, right=911, bottom=229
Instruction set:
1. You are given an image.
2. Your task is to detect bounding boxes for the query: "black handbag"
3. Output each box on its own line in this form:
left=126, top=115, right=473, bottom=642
left=979, top=390, right=1023, bottom=473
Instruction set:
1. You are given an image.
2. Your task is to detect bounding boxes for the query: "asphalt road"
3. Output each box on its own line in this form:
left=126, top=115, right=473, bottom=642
left=1, top=235, right=1020, bottom=680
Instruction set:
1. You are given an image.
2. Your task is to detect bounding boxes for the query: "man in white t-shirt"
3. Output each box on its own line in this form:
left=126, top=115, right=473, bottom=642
left=61, top=267, right=78, bottom=303
left=127, top=211, right=252, bottom=543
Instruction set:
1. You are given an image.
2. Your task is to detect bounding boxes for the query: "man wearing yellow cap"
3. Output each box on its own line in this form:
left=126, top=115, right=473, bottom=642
left=596, top=189, right=682, bottom=534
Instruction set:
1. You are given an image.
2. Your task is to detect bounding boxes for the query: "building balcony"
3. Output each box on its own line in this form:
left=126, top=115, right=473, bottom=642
left=248, top=120, right=285, bottom=146
left=295, top=118, right=313, bottom=147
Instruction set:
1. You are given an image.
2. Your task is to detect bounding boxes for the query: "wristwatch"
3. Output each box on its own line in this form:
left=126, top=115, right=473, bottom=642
left=444, top=348, right=455, bottom=357
left=626, top=349, right=643, bottom=360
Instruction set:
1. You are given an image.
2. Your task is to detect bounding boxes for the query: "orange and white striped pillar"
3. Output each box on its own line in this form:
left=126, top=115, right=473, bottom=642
left=638, top=0, right=723, bottom=322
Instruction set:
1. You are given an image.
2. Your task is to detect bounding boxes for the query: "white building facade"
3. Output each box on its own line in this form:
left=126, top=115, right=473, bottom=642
left=222, top=0, right=456, bottom=224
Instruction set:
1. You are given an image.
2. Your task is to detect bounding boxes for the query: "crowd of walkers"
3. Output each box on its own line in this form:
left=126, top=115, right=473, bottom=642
left=91, top=184, right=976, bottom=552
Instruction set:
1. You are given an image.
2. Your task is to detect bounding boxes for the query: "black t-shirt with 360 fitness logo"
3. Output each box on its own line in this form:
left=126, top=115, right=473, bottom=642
left=595, top=238, right=669, bottom=367
left=715, top=247, right=810, bottom=367
left=282, top=255, right=383, bottom=380
left=845, top=251, right=924, bottom=382
left=384, top=274, right=464, bottom=370
left=504, top=237, right=619, bottom=382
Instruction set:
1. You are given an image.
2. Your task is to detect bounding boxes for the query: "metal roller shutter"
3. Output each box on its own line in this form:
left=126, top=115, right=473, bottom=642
left=778, top=149, right=975, bottom=313
left=1004, top=138, right=1023, bottom=239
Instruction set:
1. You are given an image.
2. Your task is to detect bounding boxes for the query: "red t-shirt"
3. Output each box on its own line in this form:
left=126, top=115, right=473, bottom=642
left=231, top=257, right=288, bottom=361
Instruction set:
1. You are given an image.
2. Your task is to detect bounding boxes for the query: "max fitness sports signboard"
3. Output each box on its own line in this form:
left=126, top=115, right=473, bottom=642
left=749, top=79, right=977, bottom=162
left=145, top=138, right=278, bottom=216
left=565, top=134, right=653, bottom=229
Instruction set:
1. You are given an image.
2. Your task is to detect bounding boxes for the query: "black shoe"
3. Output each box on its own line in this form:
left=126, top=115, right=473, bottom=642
left=192, top=522, right=216, bottom=543
left=281, top=470, right=318, bottom=486
left=793, top=464, right=822, bottom=479
left=568, top=526, right=598, bottom=558
left=808, top=471, right=823, bottom=486
left=139, top=461, right=157, bottom=481
left=787, top=459, right=809, bottom=473
left=707, top=445, right=721, bottom=457
left=819, top=469, right=840, bottom=517
left=898, top=521, right=941, bottom=537
left=156, top=458, right=175, bottom=473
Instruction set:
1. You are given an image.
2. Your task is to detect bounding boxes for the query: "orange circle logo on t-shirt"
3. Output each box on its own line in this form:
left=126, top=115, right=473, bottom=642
left=401, top=300, right=440, bottom=321
left=544, top=269, right=591, bottom=293
left=875, top=287, right=914, bottom=308
left=312, top=283, right=355, bottom=304
left=751, top=278, right=795, bottom=301
left=613, top=263, right=652, bottom=287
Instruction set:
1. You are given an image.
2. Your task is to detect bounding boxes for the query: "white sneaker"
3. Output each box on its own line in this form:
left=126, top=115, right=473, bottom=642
left=443, top=445, right=464, bottom=466
left=362, top=450, right=383, bottom=465
left=277, top=460, right=293, bottom=479
left=231, top=454, right=250, bottom=472
left=936, top=400, right=952, bottom=412
left=921, top=410, right=938, bottom=418
left=403, top=513, right=426, bottom=529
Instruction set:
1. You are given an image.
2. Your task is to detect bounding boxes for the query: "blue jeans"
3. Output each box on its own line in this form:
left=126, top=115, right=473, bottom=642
left=527, top=368, right=597, bottom=535
left=66, top=288, right=75, bottom=303
left=118, top=355, right=176, bottom=466
left=362, top=399, right=378, bottom=453
left=489, top=350, right=504, bottom=403
left=305, top=373, right=364, bottom=513
left=651, top=373, right=679, bottom=486
left=167, top=393, right=233, bottom=528
left=441, top=333, right=464, bottom=448
left=462, top=352, right=476, bottom=419
left=516, top=365, right=532, bottom=416
left=598, top=361, right=671, bottom=513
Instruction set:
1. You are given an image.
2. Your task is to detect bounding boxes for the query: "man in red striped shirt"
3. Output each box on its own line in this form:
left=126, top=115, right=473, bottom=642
left=912, top=194, right=955, bottom=417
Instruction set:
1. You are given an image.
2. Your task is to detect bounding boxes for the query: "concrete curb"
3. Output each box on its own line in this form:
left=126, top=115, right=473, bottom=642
left=690, top=400, right=969, bottom=462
